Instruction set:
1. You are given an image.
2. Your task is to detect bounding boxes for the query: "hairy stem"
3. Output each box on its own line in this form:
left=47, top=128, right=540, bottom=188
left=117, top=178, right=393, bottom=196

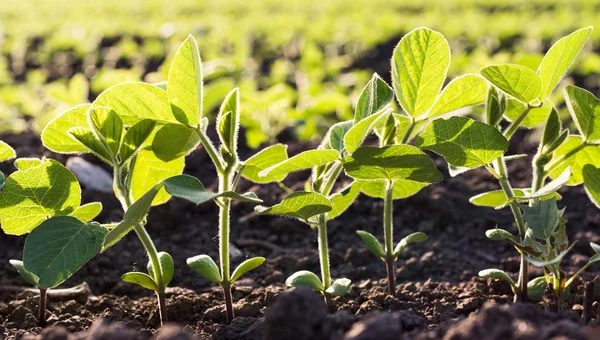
left=219, top=170, right=234, bottom=323
left=384, top=180, right=396, bottom=296
left=317, top=214, right=331, bottom=290
left=400, top=118, right=416, bottom=144
left=503, top=107, right=531, bottom=139
left=222, top=284, right=234, bottom=324
left=320, top=162, right=343, bottom=196
left=196, top=128, right=225, bottom=173
left=38, top=288, right=47, bottom=326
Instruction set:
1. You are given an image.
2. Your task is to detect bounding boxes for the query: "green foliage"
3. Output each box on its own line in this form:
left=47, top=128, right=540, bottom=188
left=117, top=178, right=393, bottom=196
left=187, top=255, right=222, bottom=284
left=354, top=73, right=394, bottom=123
left=356, top=230, right=385, bottom=258
left=564, top=85, right=600, bottom=142
left=168, top=35, right=202, bottom=125
left=328, top=182, right=361, bottom=220
left=255, top=191, right=332, bottom=223
left=259, top=149, right=339, bottom=178
left=583, top=164, right=600, bottom=207
left=0, top=141, right=16, bottom=162
left=147, top=252, right=175, bottom=287
left=42, top=104, right=92, bottom=153
left=285, top=270, right=324, bottom=291
left=480, top=64, right=542, bottom=104
left=231, top=257, right=265, bottom=283
left=9, top=260, right=40, bottom=287
left=428, top=74, right=487, bottom=117
left=344, top=110, right=391, bottom=154
left=358, top=179, right=427, bottom=200
left=241, top=144, right=289, bottom=183
left=394, top=232, right=427, bottom=257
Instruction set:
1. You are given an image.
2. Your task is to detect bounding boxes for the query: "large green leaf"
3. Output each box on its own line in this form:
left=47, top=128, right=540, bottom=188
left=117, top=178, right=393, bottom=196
left=564, top=86, right=600, bottom=142
left=415, top=116, right=509, bottom=168
left=548, top=136, right=600, bottom=185
left=358, top=179, right=427, bottom=199
left=94, top=82, right=176, bottom=125
left=23, top=216, right=107, bottom=288
left=481, top=64, right=542, bottom=104
left=0, top=141, right=16, bottom=162
left=242, top=144, right=289, bottom=183
left=344, top=145, right=442, bottom=182
left=354, top=73, right=394, bottom=123
left=344, top=110, right=391, bottom=154
left=391, top=27, right=451, bottom=117
left=583, top=164, right=600, bottom=208
left=259, top=149, right=339, bottom=178
left=328, top=182, right=361, bottom=220
left=504, top=99, right=553, bottom=129
left=520, top=198, right=562, bottom=240
left=0, top=160, right=81, bottom=235
left=255, top=191, right=332, bottom=222
left=217, top=88, right=240, bottom=158
left=429, top=74, right=487, bottom=117
left=168, top=35, right=202, bottom=125
left=151, top=124, right=200, bottom=162
left=42, top=104, right=92, bottom=153
left=538, top=27, right=592, bottom=99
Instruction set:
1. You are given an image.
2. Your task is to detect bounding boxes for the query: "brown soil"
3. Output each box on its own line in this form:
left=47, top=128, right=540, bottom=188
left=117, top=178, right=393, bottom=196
left=1, top=129, right=600, bottom=340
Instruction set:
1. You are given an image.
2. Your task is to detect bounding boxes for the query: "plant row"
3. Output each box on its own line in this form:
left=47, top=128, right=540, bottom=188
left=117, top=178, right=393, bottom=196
left=1, top=26, right=600, bottom=327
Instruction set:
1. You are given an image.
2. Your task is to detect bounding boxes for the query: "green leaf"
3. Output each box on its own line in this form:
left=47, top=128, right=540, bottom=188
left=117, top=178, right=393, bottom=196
left=42, top=104, right=92, bottom=153
left=255, top=191, right=331, bottom=222
left=480, top=64, right=542, bottom=104
left=23, top=216, right=107, bottom=288
left=525, top=242, right=575, bottom=267
left=470, top=189, right=560, bottom=208
left=152, top=124, right=200, bottom=162
left=9, top=260, right=39, bottom=287
left=344, top=145, right=442, bottom=182
left=242, top=144, right=289, bottom=183
left=590, top=242, right=600, bottom=254
left=393, top=232, right=427, bottom=256
left=478, top=269, right=516, bottom=289
left=325, top=278, right=351, bottom=297
left=391, top=27, right=451, bottom=117
left=285, top=270, right=324, bottom=291
left=259, top=150, right=339, bottom=178
left=542, top=107, right=562, bottom=148
left=89, top=106, right=123, bottom=155
left=429, top=74, right=487, bottom=117
left=94, top=82, right=176, bottom=125
left=230, top=257, right=265, bottom=283
left=0, top=141, right=15, bottom=162
left=325, top=121, right=353, bottom=153
left=358, top=179, right=427, bottom=200
left=168, top=35, right=202, bottom=125
left=68, top=202, right=102, bottom=222
left=527, top=276, right=547, bottom=301
left=356, top=230, right=385, bottom=258
left=68, top=127, right=113, bottom=163
left=564, top=85, right=600, bottom=142
left=119, top=119, right=156, bottom=163
left=538, top=27, right=592, bottom=99
left=147, top=252, right=174, bottom=287
left=328, top=182, right=361, bottom=220
left=415, top=116, right=509, bottom=168
left=344, top=110, right=391, bottom=154
left=121, top=272, right=158, bottom=291
left=354, top=73, right=394, bottom=123
left=520, top=198, right=562, bottom=240
left=485, top=228, right=518, bottom=243
left=583, top=164, right=600, bottom=208
left=14, top=158, right=42, bottom=171
left=217, top=88, right=240, bottom=158
left=0, top=159, right=81, bottom=235
left=548, top=136, right=600, bottom=185
left=504, top=99, right=553, bottom=128
left=187, top=254, right=222, bottom=283
left=486, top=86, right=506, bottom=126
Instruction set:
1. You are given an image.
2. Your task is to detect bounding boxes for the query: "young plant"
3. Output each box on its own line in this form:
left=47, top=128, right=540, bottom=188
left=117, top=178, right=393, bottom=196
left=0, top=146, right=106, bottom=325
left=428, top=27, right=596, bottom=302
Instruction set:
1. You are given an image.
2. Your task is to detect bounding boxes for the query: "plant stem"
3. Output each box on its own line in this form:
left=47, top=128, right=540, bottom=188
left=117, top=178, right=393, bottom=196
left=503, top=106, right=531, bottom=139
left=400, top=117, right=416, bottom=144
left=584, top=280, right=594, bottom=324
left=383, top=180, right=396, bottom=296
left=196, top=128, right=225, bottom=173
left=320, top=161, right=343, bottom=196
left=317, top=214, right=331, bottom=290
left=219, top=170, right=234, bottom=323
left=222, top=284, right=234, bottom=324
left=38, top=288, right=47, bottom=326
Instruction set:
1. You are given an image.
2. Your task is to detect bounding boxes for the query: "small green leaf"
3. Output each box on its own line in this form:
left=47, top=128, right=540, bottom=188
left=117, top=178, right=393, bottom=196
left=328, top=182, right=361, bottom=220
left=164, top=175, right=262, bottom=205
left=23, top=216, right=107, bottom=288
left=152, top=124, right=200, bottom=162
left=259, top=150, right=339, bottom=178
left=583, top=164, right=600, bottom=208
left=504, top=99, right=553, bottom=128
left=255, top=191, right=331, bottom=222
left=344, top=110, right=391, bottom=154
left=479, top=269, right=516, bottom=290
left=393, top=232, right=427, bottom=256
left=589, top=253, right=600, bottom=264
left=486, top=86, right=506, bottom=126
left=590, top=242, right=600, bottom=254
left=548, top=136, right=600, bottom=185
left=89, top=106, right=123, bottom=155
left=0, top=159, right=81, bottom=235
left=14, top=158, right=42, bottom=171
left=429, top=74, right=487, bottom=117
left=147, top=252, right=174, bottom=287
left=68, top=202, right=102, bottom=222
left=527, top=276, right=547, bottom=301
left=0, top=141, right=16, bottom=162
left=285, top=270, right=324, bottom=292
left=392, top=27, right=451, bottom=117
left=525, top=242, right=576, bottom=267
left=42, top=104, right=92, bottom=153
left=354, top=73, right=394, bottom=123
left=356, top=230, right=386, bottom=258
left=168, top=35, right=202, bottom=125
left=119, top=119, right=156, bottom=163
left=121, top=272, right=158, bottom=291
left=485, top=228, right=518, bottom=243
left=564, top=85, right=600, bottom=142
left=480, top=64, right=542, bottom=104
left=326, top=121, right=353, bottom=153
left=358, top=179, right=427, bottom=200
left=470, top=189, right=561, bottom=208
left=542, top=107, right=562, bottom=148
left=217, top=88, right=240, bottom=159
left=9, top=260, right=39, bottom=287
left=325, top=278, right=351, bottom=297
left=230, top=257, right=265, bottom=283
left=538, top=27, right=593, bottom=99
left=520, top=198, right=562, bottom=240
left=415, top=116, right=509, bottom=169
left=242, top=144, right=289, bottom=183
left=187, top=254, right=222, bottom=283
left=68, top=127, right=114, bottom=163
left=344, top=145, right=442, bottom=183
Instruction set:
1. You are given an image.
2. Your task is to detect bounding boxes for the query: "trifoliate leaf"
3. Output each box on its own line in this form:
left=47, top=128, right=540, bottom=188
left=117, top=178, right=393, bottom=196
left=328, top=182, right=361, bottom=220
left=344, top=110, right=391, bottom=154
left=89, top=106, right=124, bottom=155
left=481, top=64, right=542, bottom=104
left=564, top=85, right=600, bottom=142
left=358, top=179, right=427, bottom=200
left=119, top=119, right=156, bottom=163
left=583, top=164, right=600, bottom=208
left=0, top=141, right=16, bottom=162
left=520, top=198, right=562, bottom=240
left=152, top=124, right=200, bottom=162
left=429, top=74, right=487, bottom=117
left=548, top=136, right=600, bottom=185
left=68, top=202, right=102, bottom=222
left=504, top=99, right=553, bottom=129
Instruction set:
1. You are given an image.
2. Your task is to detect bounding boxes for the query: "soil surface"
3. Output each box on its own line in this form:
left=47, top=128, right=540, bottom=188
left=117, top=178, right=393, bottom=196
left=1, top=128, right=600, bottom=340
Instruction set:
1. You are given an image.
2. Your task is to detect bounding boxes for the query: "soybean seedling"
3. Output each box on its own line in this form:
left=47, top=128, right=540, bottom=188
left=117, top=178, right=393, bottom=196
left=454, top=27, right=595, bottom=303
left=0, top=151, right=106, bottom=325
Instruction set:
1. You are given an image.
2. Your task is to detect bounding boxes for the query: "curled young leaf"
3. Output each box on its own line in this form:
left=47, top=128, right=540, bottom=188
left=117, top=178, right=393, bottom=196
left=344, top=110, right=391, bottom=154
left=285, top=270, right=324, bottom=292
left=230, top=257, right=265, bottom=283
left=479, top=268, right=516, bottom=291
left=68, top=127, right=114, bottom=164
left=89, top=106, right=124, bottom=156
left=356, top=230, right=386, bottom=259
left=187, top=254, right=222, bottom=284
left=217, top=88, right=240, bottom=160
left=486, top=86, right=506, bottom=126
left=119, top=119, right=156, bottom=163
left=354, top=73, right=393, bottom=123
left=324, top=121, right=353, bottom=153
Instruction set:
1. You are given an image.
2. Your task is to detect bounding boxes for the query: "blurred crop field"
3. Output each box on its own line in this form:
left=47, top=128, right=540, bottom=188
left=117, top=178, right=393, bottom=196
left=1, top=0, right=599, bottom=147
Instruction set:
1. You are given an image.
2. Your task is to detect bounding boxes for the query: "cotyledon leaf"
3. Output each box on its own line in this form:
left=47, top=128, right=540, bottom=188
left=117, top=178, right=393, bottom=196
left=285, top=270, right=324, bottom=291
left=415, top=116, right=509, bottom=169
left=481, top=64, right=542, bottom=104
left=147, top=251, right=174, bottom=287
left=168, top=35, right=203, bottom=125
left=187, top=254, right=222, bottom=283
left=42, top=104, right=92, bottom=153
left=9, top=260, right=39, bottom=287
left=242, top=144, right=289, bottom=183
left=354, top=73, right=394, bottom=123
left=23, top=216, right=107, bottom=288
left=230, top=257, right=265, bottom=283
left=428, top=74, right=488, bottom=117
left=259, top=149, right=339, bottom=178
left=122, top=272, right=158, bottom=291
left=255, top=191, right=332, bottom=222
left=0, top=159, right=81, bottom=235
